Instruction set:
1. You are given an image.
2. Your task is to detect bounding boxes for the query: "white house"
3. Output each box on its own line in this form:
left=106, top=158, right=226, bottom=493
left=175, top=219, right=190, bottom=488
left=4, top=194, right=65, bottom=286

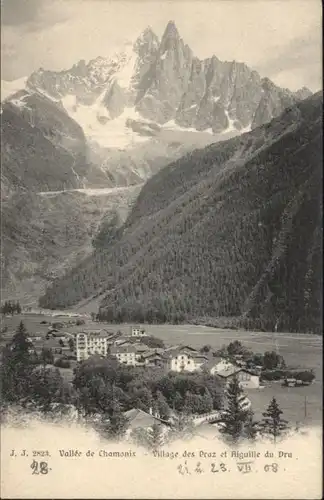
left=217, top=367, right=260, bottom=389
left=208, top=357, right=237, bottom=375
left=237, top=370, right=260, bottom=389
left=76, top=332, right=110, bottom=362
left=130, top=326, right=147, bottom=337
left=110, top=345, right=138, bottom=366
left=164, top=346, right=208, bottom=373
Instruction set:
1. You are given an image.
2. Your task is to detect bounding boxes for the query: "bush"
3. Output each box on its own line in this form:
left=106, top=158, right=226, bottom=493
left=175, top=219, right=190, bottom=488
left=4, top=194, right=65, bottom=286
left=54, top=358, right=71, bottom=368
left=140, top=336, right=165, bottom=349
left=76, top=319, right=85, bottom=326
left=52, top=322, right=64, bottom=329
left=262, top=369, right=315, bottom=384
left=263, top=351, right=285, bottom=370
left=293, top=371, right=315, bottom=383
left=200, top=345, right=212, bottom=354
left=66, top=355, right=77, bottom=361
left=260, top=370, right=287, bottom=381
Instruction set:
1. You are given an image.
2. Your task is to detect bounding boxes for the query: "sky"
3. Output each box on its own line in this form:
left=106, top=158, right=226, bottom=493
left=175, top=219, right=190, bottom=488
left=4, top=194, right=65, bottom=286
left=1, top=0, right=322, bottom=92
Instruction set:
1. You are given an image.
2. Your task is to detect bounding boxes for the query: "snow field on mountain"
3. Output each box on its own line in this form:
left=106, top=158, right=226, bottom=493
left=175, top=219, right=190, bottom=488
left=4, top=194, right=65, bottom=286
left=62, top=92, right=150, bottom=148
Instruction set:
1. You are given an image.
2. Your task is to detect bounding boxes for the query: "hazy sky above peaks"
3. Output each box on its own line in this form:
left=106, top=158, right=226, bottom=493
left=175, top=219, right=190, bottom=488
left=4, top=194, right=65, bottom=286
left=1, top=0, right=322, bottom=92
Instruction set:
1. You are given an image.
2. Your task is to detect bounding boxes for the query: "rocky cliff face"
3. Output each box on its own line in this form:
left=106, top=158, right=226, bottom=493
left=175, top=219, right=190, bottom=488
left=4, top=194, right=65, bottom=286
left=22, top=20, right=311, bottom=139
left=252, top=78, right=299, bottom=128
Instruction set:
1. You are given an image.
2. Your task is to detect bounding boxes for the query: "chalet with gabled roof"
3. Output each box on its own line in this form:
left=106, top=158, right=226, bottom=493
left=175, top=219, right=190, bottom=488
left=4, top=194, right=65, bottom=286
left=123, top=408, right=170, bottom=440
left=217, top=367, right=260, bottom=389
left=164, top=345, right=208, bottom=372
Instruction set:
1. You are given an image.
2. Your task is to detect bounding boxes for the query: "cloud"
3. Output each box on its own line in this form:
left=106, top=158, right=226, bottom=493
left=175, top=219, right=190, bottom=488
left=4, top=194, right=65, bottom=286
left=1, top=0, right=67, bottom=32
left=2, top=0, right=43, bottom=28
left=255, top=25, right=322, bottom=91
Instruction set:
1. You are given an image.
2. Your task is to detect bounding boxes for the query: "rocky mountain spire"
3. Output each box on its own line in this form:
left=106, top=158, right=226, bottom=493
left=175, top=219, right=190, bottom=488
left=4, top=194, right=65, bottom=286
left=133, top=26, right=160, bottom=55
left=159, top=20, right=180, bottom=53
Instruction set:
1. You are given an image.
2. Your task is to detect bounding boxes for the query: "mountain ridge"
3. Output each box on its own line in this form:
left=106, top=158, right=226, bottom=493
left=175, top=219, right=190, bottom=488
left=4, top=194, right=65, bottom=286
left=4, top=20, right=312, bottom=142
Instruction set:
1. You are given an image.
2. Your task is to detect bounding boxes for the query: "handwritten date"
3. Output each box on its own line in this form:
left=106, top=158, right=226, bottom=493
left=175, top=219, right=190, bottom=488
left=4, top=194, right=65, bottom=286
left=177, top=461, right=280, bottom=475
left=30, top=460, right=51, bottom=475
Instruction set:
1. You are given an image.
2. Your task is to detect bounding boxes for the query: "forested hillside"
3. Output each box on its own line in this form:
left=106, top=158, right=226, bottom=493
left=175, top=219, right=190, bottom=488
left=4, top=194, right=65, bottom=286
left=40, top=93, right=322, bottom=333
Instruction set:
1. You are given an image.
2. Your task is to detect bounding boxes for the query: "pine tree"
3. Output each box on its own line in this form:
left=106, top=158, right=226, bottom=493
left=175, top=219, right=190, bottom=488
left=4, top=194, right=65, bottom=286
left=40, top=348, right=54, bottom=368
left=183, top=391, right=198, bottom=414
left=172, top=391, right=183, bottom=411
left=1, top=321, right=34, bottom=403
left=155, top=390, right=170, bottom=420
left=68, top=338, right=75, bottom=351
left=130, top=427, right=151, bottom=449
left=105, top=400, right=129, bottom=441
left=29, top=367, right=65, bottom=411
left=260, top=397, right=289, bottom=443
left=201, top=388, right=213, bottom=413
left=148, top=422, right=164, bottom=451
left=218, top=376, right=251, bottom=444
left=170, top=412, right=195, bottom=442
left=243, top=410, right=259, bottom=441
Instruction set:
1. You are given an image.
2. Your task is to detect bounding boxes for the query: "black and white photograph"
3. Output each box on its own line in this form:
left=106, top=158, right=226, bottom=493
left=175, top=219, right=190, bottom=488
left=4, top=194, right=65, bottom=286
left=0, top=0, right=322, bottom=498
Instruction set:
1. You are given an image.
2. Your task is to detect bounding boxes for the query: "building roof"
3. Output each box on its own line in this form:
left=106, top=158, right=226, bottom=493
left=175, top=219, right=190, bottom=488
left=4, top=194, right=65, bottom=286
left=123, top=408, right=167, bottom=429
left=86, top=353, right=106, bottom=362
left=164, top=345, right=199, bottom=358
left=131, top=326, right=146, bottom=334
left=201, top=358, right=219, bottom=371
left=217, top=367, right=260, bottom=379
left=195, top=422, right=220, bottom=439
left=135, top=345, right=150, bottom=353
left=164, top=345, right=180, bottom=352
left=211, top=355, right=227, bottom=364
left=110, top=345, right=138, bottom=354
left=216, top=366, right=242, bottom=378
left=202, top=357, right=237, bottom=371
left=76, top=329, right=119, bottom=339
left=114, top=339, right=132, bottom=346
left=192, top=354, right=208, bottom=362
left=141, top=350, right=163, bottom=359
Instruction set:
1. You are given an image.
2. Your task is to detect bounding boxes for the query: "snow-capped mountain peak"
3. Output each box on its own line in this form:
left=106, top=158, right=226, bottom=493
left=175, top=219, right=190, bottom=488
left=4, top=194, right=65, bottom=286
left=4, top=21, right=311, bottom=152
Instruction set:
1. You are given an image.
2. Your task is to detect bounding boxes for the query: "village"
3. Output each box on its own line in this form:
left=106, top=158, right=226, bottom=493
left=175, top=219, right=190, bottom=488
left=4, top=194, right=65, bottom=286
left=75, top=326, right=264, bottom=388
left=23, top=320, right=315, bottom=389
left=27, top=323, right=264, bottom=388
left=0, top=312, right=318, bottom=444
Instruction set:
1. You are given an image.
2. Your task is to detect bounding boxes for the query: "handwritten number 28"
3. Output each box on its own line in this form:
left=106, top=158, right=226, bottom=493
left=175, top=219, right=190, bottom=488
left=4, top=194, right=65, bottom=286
left=31, top=460, right=48, bottom=475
